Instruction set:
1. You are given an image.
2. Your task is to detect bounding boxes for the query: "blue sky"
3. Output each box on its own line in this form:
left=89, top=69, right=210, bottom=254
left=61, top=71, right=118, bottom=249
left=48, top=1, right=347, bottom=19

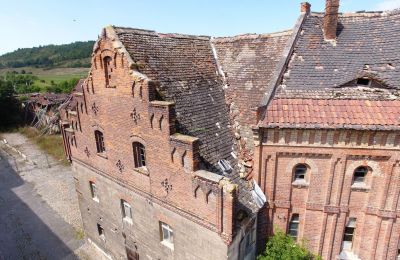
left=0, top=0, right=399, bottom=55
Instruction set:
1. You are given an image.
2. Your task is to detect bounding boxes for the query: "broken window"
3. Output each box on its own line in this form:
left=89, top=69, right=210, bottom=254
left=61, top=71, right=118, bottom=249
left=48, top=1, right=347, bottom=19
left=95, top=130, right=105, bottom=153
left=97, top=223, right=105, bottom=240
left=121, top=199, right=132, bottom=222
left=132, top=142, right=146, bottom=168
left=294, top=164, right=307, bottom=181
left=90, top=181, right=98, bottom=202
left=160, top=222, right=174, bottom=248
left=288, top=214, right=300, bottom=241
left=353, top=166, right=367, bottom=184
left=103, top=56, right=113, bottom=87
left=342, top=218, right=356, bottom=251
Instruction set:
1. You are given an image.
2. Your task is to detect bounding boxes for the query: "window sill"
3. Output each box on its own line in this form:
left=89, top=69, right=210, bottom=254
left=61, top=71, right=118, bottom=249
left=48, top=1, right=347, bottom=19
left=292, top=179, right=309, bottom=188
left=123, top=217, right=133, bottom=225
left=134, top=166, right=149, bottom=176
left=96, top=152, right=108, bottom=159
left=351, top=183, right=370, bottom=192
left=99, top=234, right=105, bottom=242
left=161, top=240, right=174, bottom=250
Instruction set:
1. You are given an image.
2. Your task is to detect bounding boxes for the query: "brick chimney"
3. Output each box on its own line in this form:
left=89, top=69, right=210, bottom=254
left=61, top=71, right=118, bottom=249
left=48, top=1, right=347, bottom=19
left=301, top=2, right=311, bottom=14
left=323, top=0, right=340, bottom=40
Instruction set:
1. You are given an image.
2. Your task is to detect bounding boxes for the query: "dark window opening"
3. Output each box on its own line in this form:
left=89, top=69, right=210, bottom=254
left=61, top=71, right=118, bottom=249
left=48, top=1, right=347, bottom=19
left=356, top=78, right=370, bottom=86
left=103, top=56, right=112, bottom=86
left=132, top=142, right=146, bottom=168
left=353, top=166, right=367, bottom=184
left=342, top=218, right=356, bottom=251
left=288, top=214, right=300, bottom=241
left=95, top=130, right=105, bottom=153
left=294, top=164, right=307, bottom=181
left=97, top=223, right=105, bottom=239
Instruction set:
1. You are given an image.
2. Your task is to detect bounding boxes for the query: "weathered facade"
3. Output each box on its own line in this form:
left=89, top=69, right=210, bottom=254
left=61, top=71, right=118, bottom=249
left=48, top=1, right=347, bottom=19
left=60, top=26, right=259, bottom=260
left=60, top=1, right=400, bottom=259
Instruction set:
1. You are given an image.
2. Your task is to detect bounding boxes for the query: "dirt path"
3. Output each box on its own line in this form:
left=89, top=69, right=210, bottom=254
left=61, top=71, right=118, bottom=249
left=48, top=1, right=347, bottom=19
left=0, top=132, right=109, bottom=260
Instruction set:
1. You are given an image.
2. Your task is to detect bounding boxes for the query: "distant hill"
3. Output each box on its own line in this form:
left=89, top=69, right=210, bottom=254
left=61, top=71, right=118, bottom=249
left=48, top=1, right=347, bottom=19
left=0, top=41, right=95, bottom=69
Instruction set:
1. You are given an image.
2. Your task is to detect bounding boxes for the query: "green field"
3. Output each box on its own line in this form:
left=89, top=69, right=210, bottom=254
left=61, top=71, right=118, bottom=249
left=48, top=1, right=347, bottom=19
left=0, top=66, right=89, bottom=91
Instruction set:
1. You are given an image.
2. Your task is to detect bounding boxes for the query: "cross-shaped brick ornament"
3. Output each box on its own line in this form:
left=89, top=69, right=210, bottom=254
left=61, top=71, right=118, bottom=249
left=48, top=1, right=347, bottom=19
left=91, top=102, right=99, bottom=115
left=161, top=178, right=172, bottom=194
left=116, top=160, right=124, bottom=173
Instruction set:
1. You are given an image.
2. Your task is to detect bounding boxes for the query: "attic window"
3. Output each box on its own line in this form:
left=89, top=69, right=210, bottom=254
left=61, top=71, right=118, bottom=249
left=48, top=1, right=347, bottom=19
left=356, top=78, right=370, bottom=86
left=218, top=159, right=232, bottom=174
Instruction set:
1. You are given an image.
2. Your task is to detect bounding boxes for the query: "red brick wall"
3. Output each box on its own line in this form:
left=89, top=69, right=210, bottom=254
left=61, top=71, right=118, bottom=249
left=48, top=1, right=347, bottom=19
left=256, top=128, right=400, bottom=259
left=60, top=34, right=236, bottom=243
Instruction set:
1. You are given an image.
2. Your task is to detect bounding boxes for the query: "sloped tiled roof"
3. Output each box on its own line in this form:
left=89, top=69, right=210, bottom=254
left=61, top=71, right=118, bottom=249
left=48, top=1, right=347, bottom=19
left=212, top=31, right=292, bottom=125
left=114, top=27, right=234, bottom=173
left=278, top=9, right=400, bottom=92
left=262, top=98, right=400, bottom=130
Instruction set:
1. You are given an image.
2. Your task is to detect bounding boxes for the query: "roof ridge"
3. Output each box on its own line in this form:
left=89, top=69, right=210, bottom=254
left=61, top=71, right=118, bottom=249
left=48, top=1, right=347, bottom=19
left=212, top=30, right=293, bottom=43
left=113, top=26, right=210, bottom=40
left=311, top=9, right=400, bottom=18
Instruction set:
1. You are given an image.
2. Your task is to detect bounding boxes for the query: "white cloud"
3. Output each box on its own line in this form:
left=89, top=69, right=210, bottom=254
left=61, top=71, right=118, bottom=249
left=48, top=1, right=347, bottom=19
left=376, top=0, right=400, bottom=10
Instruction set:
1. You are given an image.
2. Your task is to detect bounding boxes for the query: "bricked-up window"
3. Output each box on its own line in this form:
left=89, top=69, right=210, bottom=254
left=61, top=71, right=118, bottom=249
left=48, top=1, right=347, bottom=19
left=103, top=56, right=112, bottom=87
left=132, top=142, right=146, bottom=168
left=342, top=218, right=356, bottom=251
left=89, top=181, right=98, bottom=202
left=288, top=214, right=300, bottom=240
left=121, top=199, right=132, bottom=222
left=353, top=166, right=367, bottom=184
left=97, top=223, right=105, bottom=240
left=294, top=164, right=307, bottom=181
left=95, top=130, right=105, bottom=153
left=160, top=222, right=174, bottom=249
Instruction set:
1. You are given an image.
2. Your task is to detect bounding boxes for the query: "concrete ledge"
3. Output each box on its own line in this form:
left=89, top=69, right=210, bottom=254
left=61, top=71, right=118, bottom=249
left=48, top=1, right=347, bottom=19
left=194, top=170, right=224, bottom=183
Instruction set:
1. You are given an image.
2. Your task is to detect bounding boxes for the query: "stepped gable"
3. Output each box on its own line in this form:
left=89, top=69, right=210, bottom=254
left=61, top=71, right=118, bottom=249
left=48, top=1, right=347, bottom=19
left=114, top=27, right=234, bottom=173
left=212, top=31, right=292, bottom=125
left=278, top=9, right=400, bottom=94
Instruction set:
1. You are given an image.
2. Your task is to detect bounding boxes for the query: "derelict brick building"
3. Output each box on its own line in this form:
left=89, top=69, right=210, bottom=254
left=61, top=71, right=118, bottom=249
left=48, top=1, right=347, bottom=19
left=60, top=1, right=400, bottom=259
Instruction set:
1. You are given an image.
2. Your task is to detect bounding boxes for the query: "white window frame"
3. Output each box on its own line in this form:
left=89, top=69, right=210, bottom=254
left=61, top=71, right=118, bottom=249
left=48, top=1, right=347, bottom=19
left=342, top=218, right=356, bottom=251
left=288, top=214, right=300, bottom=241
left=160, top=222, right=174, bottom=249
left=90, top=182, right=99, bottom=202
left=121, top=200, right=132, bottom=223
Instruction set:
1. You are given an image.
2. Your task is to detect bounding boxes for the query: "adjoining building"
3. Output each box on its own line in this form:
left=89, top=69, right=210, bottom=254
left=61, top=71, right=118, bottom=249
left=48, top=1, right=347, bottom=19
left=60, top=1, right=400, bottom=259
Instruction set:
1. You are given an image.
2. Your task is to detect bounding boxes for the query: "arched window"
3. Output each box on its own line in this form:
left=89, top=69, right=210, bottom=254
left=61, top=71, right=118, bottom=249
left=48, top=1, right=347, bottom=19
left=288, top=214, right=300, bottom=241
left=94, top=130, right=105, bottom=153
left=103, top=56, right=112, bottom=86
left=353, top=166, right=367, bottom=184
left=293, top=164, right=307, bottom=181
left=132, top=142, right=146, bottom=168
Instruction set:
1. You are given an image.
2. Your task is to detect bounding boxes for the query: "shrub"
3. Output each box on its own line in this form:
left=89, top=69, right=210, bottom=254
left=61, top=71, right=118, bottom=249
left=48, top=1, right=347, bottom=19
left=257, top=230, right=322, bottom=260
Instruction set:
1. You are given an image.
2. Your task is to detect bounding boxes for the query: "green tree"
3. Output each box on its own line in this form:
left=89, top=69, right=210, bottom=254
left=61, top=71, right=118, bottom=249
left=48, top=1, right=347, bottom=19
left=0, top=78, right=21, bottom=129
left=257, top=231, right=322, bottom=260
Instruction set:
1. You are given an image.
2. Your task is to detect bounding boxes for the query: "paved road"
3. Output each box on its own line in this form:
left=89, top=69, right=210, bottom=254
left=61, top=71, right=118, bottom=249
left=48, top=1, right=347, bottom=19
left=0, top=150, right=83, bottom=259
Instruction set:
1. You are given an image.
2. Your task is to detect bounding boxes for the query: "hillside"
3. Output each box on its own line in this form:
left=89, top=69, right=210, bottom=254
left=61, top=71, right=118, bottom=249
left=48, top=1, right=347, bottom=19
left=0, top=41, right=95, bottom=69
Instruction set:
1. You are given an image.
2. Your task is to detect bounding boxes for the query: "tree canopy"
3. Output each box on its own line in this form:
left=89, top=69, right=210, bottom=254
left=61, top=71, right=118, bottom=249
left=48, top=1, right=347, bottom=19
left=0, top=41, right=94, bottom=69
left=0, top=78, right=22, bottom=129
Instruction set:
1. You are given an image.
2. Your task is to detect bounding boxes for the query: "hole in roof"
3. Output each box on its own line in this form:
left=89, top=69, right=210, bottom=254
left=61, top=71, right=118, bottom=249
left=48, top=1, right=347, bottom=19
left=218, top=159, right=232, bottom=174
left=356, top=78, right=370, bottom=86
left=387, top=63, right=395, bottom=70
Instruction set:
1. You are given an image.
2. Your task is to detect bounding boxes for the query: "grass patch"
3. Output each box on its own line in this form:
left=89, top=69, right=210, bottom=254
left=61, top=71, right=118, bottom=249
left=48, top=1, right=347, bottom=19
left=18, top=127, right=68, bottom=165
left=74, top=228, right=85, bottom=240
